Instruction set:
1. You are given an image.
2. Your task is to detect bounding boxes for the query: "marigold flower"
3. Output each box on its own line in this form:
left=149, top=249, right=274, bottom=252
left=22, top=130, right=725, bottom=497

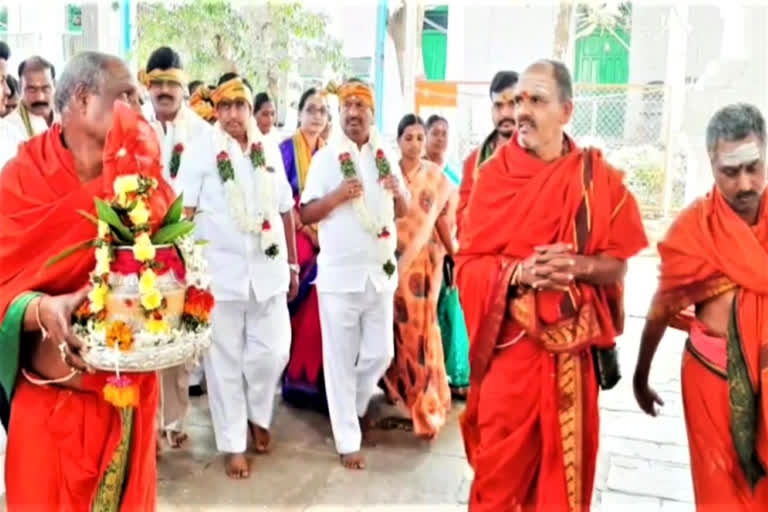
left=105, top=321, right=134, bottom=352
left=132, top=232, right=156, bottom=262
left=139, top=268, right=157, bottom=294
left=103, top=375, right=138, bottom=408
left=141, top=288, right=163, bottom=311
left=89, top=283, right=109, bottom=312
left=145, top=317, right=170, bottom=334
left=128, top=199, right=150, bottom=226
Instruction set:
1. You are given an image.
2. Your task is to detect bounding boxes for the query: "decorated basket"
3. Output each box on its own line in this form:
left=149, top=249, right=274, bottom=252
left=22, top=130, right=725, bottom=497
left=49, top=102, right=214, bottom=378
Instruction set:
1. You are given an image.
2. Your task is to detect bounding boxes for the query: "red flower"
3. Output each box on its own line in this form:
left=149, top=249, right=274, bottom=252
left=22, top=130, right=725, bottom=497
left=217, top=151, right=229, bottom=163
left=378, top=227, right=390, bottom=239
left=173, top=143, right=184, bottom=154
left=253, top=142, right=263, bottom=152
left=376, top=149, right=385, bottom=159
left=184, top=287, right=215, bottom=323
left=262, top=220, right=271, bottom=231
left=339, top=152, right=351, bottom=163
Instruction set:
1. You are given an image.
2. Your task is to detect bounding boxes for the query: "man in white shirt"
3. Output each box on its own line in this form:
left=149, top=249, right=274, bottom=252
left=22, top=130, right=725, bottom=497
left=301, top=80, right=409, bottom=470
left=142, top=48, right=215, bottom=450
left=0, top=55, right=23, bottom=169
left=5, top=56, right=57, bottom=140
left=180, top=73, right=299, bottom=479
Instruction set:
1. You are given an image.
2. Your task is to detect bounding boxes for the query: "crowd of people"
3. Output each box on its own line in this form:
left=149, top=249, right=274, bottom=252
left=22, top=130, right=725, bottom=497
left=0, top=38, right=766, bottom=511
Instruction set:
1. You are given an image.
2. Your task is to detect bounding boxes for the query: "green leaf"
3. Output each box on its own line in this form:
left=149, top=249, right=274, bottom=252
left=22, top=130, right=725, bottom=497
left=45, top=239, right=96, bottom=268
left=77, top=209, right=99, bottom=225
left=151, top=220, right=195, bottom=245
left=95, top=198, right=134, bottom=243
left=161, top=194, right=184, bottom=227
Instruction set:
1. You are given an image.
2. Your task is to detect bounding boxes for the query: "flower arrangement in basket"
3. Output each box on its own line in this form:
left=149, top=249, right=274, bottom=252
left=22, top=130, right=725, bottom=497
left=47, top=102, right=214, bottom=406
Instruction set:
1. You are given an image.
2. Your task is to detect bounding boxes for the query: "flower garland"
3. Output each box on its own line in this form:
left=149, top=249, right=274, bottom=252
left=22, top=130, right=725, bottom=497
left=338, top=147, right=397, bottom=277
left=215, top=132, right=280, bottom=258
left=169, top=143, right=184, bottom=179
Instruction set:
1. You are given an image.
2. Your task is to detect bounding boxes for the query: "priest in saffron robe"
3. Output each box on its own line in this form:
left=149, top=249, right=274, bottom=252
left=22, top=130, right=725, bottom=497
left=0, top=52, right=168, bottom=511
left=456, top=60, right=647, bottom=511
left=634, top=103, right=768, bottom=510
left=456, top=70, right=518, bottom=240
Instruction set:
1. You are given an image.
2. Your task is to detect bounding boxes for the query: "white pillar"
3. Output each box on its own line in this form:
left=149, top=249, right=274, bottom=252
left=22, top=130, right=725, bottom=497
left=662, top=3, right=688, bottom=215
left=445, top=0, right=464, bottom=81
left=402, top=0, right=418, bottom=113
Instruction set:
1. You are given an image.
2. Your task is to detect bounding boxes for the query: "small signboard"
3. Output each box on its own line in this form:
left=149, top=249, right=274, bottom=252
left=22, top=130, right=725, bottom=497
left=66, top=4, right=82, bottom=35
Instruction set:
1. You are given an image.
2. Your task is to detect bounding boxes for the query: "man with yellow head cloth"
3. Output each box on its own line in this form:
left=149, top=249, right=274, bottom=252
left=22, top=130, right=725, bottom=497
left=142, top=46, right=215, bottom=452
left=144, top=47, right=213, bottom=192
left=300, top=79, right=409, bottom=470
left=179, top=72, right=299, bottom=479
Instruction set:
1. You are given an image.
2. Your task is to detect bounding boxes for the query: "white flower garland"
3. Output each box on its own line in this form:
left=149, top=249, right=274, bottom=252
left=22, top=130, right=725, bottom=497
left=215, top=123, right=279, bottom=256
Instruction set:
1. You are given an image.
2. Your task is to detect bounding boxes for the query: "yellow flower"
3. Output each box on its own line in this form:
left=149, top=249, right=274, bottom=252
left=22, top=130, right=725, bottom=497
left=97, top=220, right=110, bottom=238
left=145, top=317, right=170, bottom=334
left=132, top=232, right=155, bottom=262
left=94, top=245, right=111, bottom=275
left=128, top=199, right=150, bottom=226
left=141, top=288, right=163, bottom=311
left=139, top=269, right=157, bottom=294
left=89, top=283, right=108, bottom=312
left=113, top=175, right=140, bottom=196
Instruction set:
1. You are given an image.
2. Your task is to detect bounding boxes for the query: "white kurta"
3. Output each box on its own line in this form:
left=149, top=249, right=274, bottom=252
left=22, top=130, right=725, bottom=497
left=4, top=106, right=56, bottom=140
left=180, top=123, right=294, bottom=453
left=300, top=132, right=407, bottom=454
left=147, top=104, right=213, bottom=195
left=0, top=119, right=24, bottom=169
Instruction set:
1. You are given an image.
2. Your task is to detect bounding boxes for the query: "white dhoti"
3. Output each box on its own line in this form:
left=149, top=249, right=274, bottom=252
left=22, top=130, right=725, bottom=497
left=205, top=291, right=291, bottom=453
left=319, top=279, right=394, bottom=455
left=157, top=364, right=191, bottom=435
left=189, top=361, right=205, bottom=387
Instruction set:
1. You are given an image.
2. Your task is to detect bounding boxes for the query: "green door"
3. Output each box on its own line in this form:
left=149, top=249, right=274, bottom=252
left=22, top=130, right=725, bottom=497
left=422, top=5, right=448, bottom=81
left=573, top=27, right=631, bottom=140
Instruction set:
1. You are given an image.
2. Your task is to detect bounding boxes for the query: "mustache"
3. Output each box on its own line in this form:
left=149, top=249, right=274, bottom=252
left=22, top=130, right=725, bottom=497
left=496, top=118, right=515, bottom=127
left=516, top=116, right=536, bottom=129
left=157, top=95, right=174, bottom=102
left=736, top=191, right=759, bottom=201
left=30, top=102, right=49, bottom=109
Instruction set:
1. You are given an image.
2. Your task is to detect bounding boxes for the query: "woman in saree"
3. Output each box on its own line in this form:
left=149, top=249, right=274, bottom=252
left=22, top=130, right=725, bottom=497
left=279, top=88, right=329, bottom=411
left=423, top=114, right=470, bottom=398
left=381, top=114, right=455, bottom=439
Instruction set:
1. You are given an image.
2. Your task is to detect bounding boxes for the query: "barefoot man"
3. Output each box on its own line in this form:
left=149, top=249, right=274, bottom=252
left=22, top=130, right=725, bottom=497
left=0, top=51, right=159, bottom=510
left=180, top=73, right=298, bottom=479
left=300, top=80, right=409, bottom=469
left=634, top=103, right=768, bottom=509
left=456, top=60, right=647, bottom=510
left=143, top=45, right=214, bottom=450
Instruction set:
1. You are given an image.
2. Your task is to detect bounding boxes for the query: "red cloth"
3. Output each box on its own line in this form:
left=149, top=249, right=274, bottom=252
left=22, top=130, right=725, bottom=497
left=0, top=102, right=175, bottom=510
left=455, top=136, right=647, bottom=511
left=456, top=147, right=480, bottom=241
left=651, top=188, right=768, bottom=506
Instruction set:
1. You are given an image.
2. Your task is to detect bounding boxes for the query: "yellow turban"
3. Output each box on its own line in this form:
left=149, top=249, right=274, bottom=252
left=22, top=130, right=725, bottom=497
left=211, top=78, right=252, bottom=108
left=144, top=68, right=187, bottom=88
left=189, top=86, right=216, bottom=122
left=332, top=82, right=374, bottom=111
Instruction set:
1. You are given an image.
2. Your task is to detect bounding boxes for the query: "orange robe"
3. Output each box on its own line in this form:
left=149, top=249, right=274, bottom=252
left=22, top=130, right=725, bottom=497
left=648, top=188, right=768, bottom=510
left=0, top=107, right=174, bottom=510
left=456, top=136, right=647, bottom=511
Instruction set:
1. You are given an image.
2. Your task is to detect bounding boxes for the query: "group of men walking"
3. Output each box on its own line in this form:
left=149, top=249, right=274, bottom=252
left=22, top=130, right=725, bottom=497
left=0, top=37, right=766, bottom=511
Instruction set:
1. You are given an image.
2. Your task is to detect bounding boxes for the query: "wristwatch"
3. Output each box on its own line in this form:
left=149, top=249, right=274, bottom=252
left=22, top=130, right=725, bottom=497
left=289, top=264, right=300, bottom=274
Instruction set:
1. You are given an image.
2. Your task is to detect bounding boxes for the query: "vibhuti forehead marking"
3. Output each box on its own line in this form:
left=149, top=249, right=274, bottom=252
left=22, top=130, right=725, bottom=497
left=718, top=141, right=761, bottom=167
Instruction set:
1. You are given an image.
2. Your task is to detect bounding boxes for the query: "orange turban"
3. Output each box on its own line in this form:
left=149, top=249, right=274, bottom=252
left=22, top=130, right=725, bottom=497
left=335, top=82, right=374, bottom=111
left=144, top=68, right=187, bottom=87
left=189, top=86, right=216, bottom=122
left=211, top=78, right=252, bottom=107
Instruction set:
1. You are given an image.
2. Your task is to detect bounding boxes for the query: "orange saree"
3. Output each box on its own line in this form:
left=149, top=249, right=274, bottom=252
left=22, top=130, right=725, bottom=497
left=648, top=188, right=768, bottom=510
left=0, top=106, right=174, bottom=510
left=456, top=136, right=647, bottom=511
left=382, top=160, right=455, bottom=438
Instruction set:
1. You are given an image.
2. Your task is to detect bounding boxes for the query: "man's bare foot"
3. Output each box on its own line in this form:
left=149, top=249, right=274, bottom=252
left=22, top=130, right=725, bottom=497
left=224, top=453, right=250, bottom=479
left=249, top=423, right=272, bottom=454
left=340, top=451, right=366, bottom=470
left=166, top=430, right=188, bottom=449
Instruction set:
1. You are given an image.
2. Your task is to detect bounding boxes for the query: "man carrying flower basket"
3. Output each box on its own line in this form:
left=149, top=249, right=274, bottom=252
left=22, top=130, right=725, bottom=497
left=300, top=79, right=409, bottom=470
left=179, top=72, right=299, bottom=479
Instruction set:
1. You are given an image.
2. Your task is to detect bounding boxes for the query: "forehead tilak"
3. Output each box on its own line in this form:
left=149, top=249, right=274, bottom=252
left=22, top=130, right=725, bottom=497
left=718, top=141, right=762, bottom=167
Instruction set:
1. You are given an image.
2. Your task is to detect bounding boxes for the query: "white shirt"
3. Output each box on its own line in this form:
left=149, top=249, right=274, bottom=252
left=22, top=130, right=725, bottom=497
left=147, top=105, right=213, bottom=194
left=4, top=105, right=56, bottom=140
left=180, top=123, right=294, bottom=303
left=0, top=119, right=24, bottom=169
left=301, top=132, right=406, bottom=294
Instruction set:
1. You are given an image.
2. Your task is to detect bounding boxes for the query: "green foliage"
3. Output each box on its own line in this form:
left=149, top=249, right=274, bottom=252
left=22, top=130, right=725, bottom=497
left=136, top=0, right=346, bottom=94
